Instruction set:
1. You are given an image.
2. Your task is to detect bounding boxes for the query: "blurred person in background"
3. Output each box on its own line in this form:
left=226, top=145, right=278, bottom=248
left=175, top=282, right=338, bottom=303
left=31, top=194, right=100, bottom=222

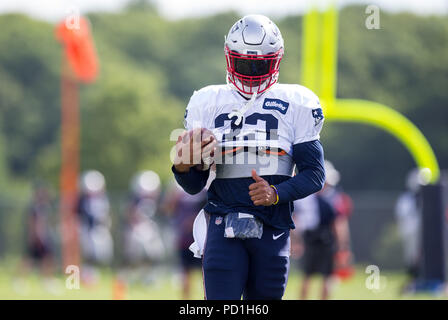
left=77, top=170, right=114, bottom=284
left=14, top=182, right=58, bottom=295
left=395, top=168, right=422, bottom=292
left=22, top=183, right=55, bottom=276
left=293, top=192, right=336, bottom=300
left=293, top=160, right=350, bottom=299
left=161, top=181, right=205, bottom=299
left=321, top=161, right=354, bottom=281
left=160, top=171, right=213, bottom=300
left=122, top=170, right=165, bottom=284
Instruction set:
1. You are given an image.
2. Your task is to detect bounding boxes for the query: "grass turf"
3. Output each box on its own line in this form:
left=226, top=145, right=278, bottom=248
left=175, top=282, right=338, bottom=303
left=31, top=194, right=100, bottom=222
left=0, top=262, right=443, bottom=300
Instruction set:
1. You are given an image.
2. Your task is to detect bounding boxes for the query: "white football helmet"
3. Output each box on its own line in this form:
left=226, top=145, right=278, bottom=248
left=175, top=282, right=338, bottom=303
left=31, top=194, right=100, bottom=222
left=80, top=170, right=106, bottom=194
left=324, top=160, right=340, bottom=187
left=224, top=15, right=284, bottom=98
left=130, top=170, right=161, bottom=198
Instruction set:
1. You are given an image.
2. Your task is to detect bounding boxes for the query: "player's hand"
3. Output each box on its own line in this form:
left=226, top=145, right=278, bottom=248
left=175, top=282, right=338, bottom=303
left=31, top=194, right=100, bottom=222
left=248, top=169, right=277, bottom=206
left=174, top=128, right=216, bottom=173
left=199, top=130, right=217, bottom=169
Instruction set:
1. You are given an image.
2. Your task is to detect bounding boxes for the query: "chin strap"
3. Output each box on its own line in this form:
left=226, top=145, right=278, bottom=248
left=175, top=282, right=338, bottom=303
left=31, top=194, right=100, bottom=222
left=228, top=91, right=258, bottom=126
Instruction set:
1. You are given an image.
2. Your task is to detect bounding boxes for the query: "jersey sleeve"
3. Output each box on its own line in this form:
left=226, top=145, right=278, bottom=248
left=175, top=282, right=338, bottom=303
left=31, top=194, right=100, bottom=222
left=183, top=90, right=204, bottom=130
left=292, top=95, right=324, bottom=144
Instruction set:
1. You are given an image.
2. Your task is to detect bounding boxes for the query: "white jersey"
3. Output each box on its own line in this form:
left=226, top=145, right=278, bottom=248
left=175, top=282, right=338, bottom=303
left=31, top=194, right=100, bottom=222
left=184, top=83, right=324, bottom=178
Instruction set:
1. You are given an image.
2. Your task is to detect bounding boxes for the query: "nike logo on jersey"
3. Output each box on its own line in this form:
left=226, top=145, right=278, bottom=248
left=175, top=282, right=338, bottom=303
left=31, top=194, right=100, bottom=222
left=273, top=232, right=285, bottom=240
left=262, top=98, right=289, bottom=114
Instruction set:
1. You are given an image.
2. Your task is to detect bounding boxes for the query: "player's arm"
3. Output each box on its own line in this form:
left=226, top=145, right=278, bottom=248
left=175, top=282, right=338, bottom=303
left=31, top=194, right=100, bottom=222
left=273, top=139, right=325, bottom=203
left=272, top=92, right=326, bottom=203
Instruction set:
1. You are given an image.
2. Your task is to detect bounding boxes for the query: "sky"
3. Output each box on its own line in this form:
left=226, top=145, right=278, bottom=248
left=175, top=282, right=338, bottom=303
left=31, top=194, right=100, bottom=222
left=0, top=0, right=447, bottom=22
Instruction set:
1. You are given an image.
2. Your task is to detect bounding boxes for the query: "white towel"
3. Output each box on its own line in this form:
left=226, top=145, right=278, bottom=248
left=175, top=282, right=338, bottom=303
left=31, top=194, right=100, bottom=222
left=188, top=209, right=208, bottom=258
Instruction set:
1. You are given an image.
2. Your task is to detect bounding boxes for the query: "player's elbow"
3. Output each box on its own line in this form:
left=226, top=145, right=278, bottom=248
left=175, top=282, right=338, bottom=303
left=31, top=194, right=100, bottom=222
left=309, top=178, right=323, bottom=195
left=310, top=165, right=326, bottom=194
left=183, top=185, right=204, bottom=195
left=295, top=167, right=325, bottom=199
left=318, top=165, right=326, bottom=190
left=314, top=178, right=324, bottom=193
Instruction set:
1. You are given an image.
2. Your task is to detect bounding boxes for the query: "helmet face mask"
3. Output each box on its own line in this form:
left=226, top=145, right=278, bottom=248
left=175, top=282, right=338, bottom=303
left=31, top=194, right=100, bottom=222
left=224, top=15, right=284, bottom=96
left=225, top=47, right=283, bottom=95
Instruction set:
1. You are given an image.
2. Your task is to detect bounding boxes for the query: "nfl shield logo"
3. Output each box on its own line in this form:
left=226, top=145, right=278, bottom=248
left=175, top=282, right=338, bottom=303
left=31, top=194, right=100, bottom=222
left=215, top=216, right=223, bottom=225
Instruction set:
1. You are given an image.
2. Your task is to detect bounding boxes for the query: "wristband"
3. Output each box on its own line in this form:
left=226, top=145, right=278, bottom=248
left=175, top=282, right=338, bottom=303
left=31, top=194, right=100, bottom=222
left=270, top=185, right=279, bottom=205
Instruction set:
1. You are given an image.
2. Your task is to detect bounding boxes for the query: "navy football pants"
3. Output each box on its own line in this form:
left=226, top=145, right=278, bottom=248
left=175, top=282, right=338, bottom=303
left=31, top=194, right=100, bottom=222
left=202, top=213, right=290, bottom=300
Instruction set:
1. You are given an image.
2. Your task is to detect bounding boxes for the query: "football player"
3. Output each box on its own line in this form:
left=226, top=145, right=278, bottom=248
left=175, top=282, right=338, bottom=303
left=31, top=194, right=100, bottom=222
left=172, top=15, right=325, bottom=300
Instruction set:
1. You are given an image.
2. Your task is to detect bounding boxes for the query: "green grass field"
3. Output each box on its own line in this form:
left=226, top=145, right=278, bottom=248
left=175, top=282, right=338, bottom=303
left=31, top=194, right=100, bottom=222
left=0, top=260, right=444, bottom=300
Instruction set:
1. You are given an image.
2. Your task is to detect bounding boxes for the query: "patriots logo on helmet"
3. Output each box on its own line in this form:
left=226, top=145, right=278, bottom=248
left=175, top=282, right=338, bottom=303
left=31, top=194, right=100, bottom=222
left=312, top=108, right=324, bottom=126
